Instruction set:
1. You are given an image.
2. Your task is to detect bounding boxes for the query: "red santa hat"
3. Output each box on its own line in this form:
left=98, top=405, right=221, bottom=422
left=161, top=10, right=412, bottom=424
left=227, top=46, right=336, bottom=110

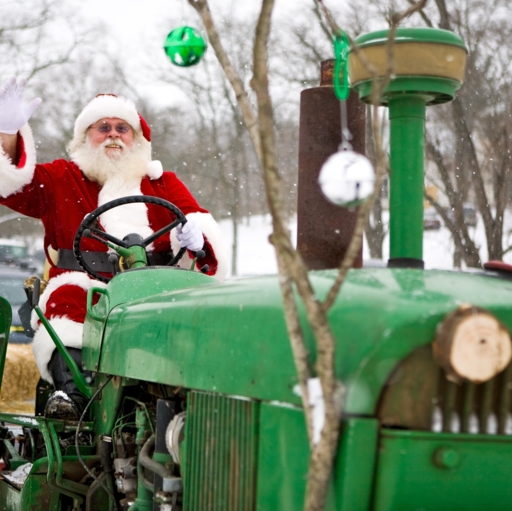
left=73, top=94, right=163, bottom=179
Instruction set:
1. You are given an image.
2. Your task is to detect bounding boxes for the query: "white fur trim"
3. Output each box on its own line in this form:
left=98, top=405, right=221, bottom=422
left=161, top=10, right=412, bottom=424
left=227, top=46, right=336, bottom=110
left=97, top=180, right=154, bottom=243
left=74, top=96, right=141, bottom=139
left=170, top=212, right=228, bottom=281
left=147, top=160, right=163, bottom=180
left=0, top=124, right=36, bottom=198
left=31, top=271, right=106, bottom=330
left=32, top=317, right=84, bottom=383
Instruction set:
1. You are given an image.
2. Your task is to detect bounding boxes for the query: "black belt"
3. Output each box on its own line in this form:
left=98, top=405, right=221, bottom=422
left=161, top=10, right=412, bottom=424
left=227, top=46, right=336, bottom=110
left=57, top=249, right=174, bottom=273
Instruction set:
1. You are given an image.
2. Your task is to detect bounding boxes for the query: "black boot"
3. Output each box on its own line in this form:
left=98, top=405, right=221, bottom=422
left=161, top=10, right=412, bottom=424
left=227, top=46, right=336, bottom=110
left=45, top=348, right=91, bottom=421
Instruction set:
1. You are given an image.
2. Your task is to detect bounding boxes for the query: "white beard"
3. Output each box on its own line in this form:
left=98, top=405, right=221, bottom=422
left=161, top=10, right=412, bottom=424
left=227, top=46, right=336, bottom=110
left=70, top=136, right=155, bottom=242
left=70, top=136, right=150, bottom=186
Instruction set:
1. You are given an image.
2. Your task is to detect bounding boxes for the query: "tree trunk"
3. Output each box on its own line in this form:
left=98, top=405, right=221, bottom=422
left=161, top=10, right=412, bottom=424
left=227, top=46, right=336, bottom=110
left=364, top=193, right=385, bottom=260
left=364, top=108, right=386, bottom=260
left=453, top=245, right=462, bottom=269
left=231, top=216, right=238, bottom=277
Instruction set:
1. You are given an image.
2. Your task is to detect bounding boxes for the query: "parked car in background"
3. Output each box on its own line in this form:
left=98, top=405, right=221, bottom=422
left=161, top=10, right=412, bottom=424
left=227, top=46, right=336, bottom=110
left=444, top=202, right=478, bottom=228
left=0, top=239, right=43, bottom=274
left=0, top=266, right=32, bottom=343
left=463, top=202, right=477, bottom=227
left=423, top=208, right=441, bottom=230
left=0, top=239, right=28, bottom=263
left=26, top=249, right=46, bottom=275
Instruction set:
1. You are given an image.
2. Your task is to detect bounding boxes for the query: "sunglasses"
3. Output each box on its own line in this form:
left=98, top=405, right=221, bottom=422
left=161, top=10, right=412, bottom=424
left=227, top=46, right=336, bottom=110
left=90, top=123, right=132, bottom=134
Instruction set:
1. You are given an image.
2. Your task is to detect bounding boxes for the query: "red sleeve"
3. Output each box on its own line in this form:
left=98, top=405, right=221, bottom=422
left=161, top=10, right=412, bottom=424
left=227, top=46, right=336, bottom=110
left=0, top=162, right=54, bottom=219
left=157, top=171, right=209, bottom=215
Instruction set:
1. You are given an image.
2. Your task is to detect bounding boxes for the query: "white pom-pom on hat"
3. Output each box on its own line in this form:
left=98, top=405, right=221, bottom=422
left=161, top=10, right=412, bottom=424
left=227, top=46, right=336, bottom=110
left=147, top=160, right=163, bottom=180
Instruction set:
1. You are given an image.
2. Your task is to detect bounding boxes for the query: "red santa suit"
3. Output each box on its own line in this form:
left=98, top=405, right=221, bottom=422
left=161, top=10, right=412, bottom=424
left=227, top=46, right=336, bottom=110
left=0, top=95, right=227, bottom=383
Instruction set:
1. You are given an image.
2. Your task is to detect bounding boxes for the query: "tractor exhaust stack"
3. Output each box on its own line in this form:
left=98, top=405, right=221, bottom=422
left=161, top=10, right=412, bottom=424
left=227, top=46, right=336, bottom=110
left=297, top=59, right=366, bottom=270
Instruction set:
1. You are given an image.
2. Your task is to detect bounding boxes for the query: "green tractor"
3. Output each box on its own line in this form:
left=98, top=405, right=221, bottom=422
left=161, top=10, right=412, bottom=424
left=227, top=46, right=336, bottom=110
left=0, top=27, right=511, bottom=511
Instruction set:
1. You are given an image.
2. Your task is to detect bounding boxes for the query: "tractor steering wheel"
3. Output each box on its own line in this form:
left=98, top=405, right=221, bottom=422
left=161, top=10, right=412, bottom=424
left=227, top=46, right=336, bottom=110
left=73, top=195, right=188, bottom=283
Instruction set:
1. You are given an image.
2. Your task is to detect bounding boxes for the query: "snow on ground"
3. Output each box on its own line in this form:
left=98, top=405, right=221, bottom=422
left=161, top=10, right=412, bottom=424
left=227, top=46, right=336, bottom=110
left=218, top=215, right=295, bottom=277
left=218, top=210, right=512, bottom=278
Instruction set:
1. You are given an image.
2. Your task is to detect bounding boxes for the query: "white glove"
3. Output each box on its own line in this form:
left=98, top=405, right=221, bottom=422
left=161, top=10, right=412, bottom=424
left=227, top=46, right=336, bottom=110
left=0, top=77, right=42, bottom=134
left=175, top=218, right=204, bottom=252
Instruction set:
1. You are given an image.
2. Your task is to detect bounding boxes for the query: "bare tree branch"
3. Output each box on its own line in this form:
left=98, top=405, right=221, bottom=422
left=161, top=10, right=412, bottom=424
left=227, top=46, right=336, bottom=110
left=312, top=1, right=335, bottom=42
left=407, top=0, right=433, bottom=27
left=435, top=0, right=451, bottom=30
left=255, top=4, right=347, bottom=507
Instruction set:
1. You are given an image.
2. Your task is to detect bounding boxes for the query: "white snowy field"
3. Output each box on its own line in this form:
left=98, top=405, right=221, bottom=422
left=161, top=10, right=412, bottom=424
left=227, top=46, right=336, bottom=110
left=218, top=211, right=512, bottom=278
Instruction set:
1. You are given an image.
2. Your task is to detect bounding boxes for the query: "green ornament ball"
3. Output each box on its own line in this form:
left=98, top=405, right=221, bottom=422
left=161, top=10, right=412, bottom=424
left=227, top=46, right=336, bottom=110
left=164, top=26, right=207, bottom=67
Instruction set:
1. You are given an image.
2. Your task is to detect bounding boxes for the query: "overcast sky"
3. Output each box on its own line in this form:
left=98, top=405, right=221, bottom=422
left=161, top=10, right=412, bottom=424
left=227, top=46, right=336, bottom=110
left=81, top=0, right=319, bottom=39
left=79, top=0, right=316, bottom=50
left=77, top=0, right=328, bottom=106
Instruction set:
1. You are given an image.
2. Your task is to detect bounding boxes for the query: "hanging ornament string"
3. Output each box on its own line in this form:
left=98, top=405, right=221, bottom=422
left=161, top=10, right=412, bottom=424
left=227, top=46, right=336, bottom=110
left=179, top=0, right=187, bottom=25
left=318, top=29, right=376, bottom=209
left=333, top=30, right=352, bottom=151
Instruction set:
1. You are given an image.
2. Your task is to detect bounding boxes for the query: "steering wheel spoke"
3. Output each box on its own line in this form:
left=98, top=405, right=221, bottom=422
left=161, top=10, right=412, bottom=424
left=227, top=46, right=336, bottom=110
left=142, top=217, right=185, bottom=248
left=168, top=247, right=187, bottom=266
left=88, top=227, right=128, bottom=248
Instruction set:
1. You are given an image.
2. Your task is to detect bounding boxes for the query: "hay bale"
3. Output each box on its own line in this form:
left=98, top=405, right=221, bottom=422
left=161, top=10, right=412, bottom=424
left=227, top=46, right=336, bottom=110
left=0, top=400, right=35, bottom=414
left=0, top=344, right=40, bottom=414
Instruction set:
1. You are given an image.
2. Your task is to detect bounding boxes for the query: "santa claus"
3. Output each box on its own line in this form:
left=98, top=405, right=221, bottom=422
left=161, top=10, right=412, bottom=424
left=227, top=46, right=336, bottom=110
left=0, top=77, right=227, bottom=419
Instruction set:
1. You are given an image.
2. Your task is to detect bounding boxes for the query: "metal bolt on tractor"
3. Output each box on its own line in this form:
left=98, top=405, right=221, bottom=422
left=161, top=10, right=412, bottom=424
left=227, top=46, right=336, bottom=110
left=0, top=27, right=511, bottom=511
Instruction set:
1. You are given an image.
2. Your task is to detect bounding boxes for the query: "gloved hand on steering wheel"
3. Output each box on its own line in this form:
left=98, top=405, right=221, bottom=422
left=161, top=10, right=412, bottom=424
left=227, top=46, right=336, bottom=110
left=176, top=218, right=204, bottom=252
left=0, top=77, right=42, bottom=134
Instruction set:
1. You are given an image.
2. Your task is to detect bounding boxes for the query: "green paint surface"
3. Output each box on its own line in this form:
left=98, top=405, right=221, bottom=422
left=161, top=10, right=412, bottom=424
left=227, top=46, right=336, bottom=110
left=354, top=27, right=467, bottom=49
left=256, top=403, right=309, bottom=511
left=86, top=267, right=512, bottom=414
left=333, top=418, right=379, bottom=511
left=389, top=96, right=426, bottom=260
left=1, top=264, right=512, bottom=510
left=0, top=297, right=11, bottom=389
left=373, top=429, right=512, bottom=510
left=256, top=405, right=379, bottom=511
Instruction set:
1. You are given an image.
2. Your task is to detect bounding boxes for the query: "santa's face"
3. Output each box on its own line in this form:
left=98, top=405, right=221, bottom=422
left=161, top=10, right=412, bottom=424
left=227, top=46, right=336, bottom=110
left=87, top=117, right=135, bottom=158
left=70, top=117, right=150, bottom=186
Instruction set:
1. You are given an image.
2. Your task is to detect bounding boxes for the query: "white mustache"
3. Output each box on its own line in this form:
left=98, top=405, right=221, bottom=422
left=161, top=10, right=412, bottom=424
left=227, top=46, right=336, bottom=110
left=102, top=137, right=126, bottom=149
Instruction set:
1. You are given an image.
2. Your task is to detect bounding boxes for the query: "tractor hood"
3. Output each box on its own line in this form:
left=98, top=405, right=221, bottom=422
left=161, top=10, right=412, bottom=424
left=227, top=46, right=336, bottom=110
left=83, top=267, right=512, bottom=415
